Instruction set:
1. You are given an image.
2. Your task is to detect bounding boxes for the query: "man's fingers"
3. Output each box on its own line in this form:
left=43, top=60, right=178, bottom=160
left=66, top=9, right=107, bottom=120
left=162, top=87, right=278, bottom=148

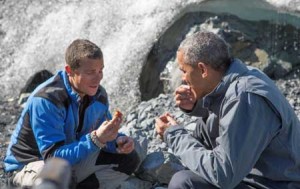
left=176, top=92, right=193, bottom=101
left=117, top=137, right=134, bottom=154
left=175, top=94, right=193, bottom=108
left=166, top=115, right=177, bottom=125
left=175, top=85, right=191, bottom=95
left=178, top=98, right=193, bottom=106
left=111, top=116, right=122, bottom=126
left=104, top=118, right=121, bottom=134
left=122, top=139, right=133, bottom=150
left=155, top=117, right=165, bottom=125
left=100, top=122, right=119, bottom=140
left=117, top=136, right=127, bottom=145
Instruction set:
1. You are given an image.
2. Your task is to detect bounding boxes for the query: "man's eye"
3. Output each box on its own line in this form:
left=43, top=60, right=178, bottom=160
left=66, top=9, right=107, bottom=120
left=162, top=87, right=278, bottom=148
left=86, top=71, right=95, bottom=74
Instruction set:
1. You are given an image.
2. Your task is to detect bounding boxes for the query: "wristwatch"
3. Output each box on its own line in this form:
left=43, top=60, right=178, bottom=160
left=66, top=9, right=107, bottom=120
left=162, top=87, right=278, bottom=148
left=90, top=130, right=106, bottom=148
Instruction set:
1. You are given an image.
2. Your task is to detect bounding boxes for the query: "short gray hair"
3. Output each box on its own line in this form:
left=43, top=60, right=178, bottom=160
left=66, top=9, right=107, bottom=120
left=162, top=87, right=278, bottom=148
left=178, top=31, right=230, bottom=71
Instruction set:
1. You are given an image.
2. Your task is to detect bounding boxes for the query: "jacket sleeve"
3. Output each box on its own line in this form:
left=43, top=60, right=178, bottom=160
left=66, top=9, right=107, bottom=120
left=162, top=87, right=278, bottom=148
left=181, top=99, right=209, bottom=119
left=164, top=92, right=281, bottom=188
left=30, top=97, right=98, bottom=165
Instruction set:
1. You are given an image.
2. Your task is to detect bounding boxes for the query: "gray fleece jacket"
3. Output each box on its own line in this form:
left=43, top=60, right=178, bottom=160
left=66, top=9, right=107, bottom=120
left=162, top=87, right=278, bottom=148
left=164, top=59, right=300, bottom=189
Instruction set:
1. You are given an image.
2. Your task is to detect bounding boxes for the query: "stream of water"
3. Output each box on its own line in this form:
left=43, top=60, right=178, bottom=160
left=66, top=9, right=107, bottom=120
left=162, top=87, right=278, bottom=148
left=0, top=0, right=299, bottom=113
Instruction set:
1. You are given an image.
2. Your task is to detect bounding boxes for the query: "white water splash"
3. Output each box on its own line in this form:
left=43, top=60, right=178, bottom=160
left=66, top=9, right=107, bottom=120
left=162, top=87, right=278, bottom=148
left=0, top=0, right=299, bottom=113
left=265, top=0, right=300, bottom=12
left=1, top=0, right=202, bottom=112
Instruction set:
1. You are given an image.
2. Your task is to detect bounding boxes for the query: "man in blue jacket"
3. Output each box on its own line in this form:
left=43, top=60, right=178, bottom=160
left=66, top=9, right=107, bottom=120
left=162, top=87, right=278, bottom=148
left=156, top=31, right=300, bottom=189
left=4, top=39, right=140, bottom=189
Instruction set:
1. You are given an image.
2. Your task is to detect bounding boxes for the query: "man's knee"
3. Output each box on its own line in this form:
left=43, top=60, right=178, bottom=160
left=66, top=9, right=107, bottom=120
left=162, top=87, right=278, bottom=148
left=13, top=161, right=44, bottom=187
left=96, top=150, right=140, bottom=175
left=115, top=150, right=140, bottom=175
left=168, top=170, right=217, bottom=189
left=169, top=170, right=193, bottom=189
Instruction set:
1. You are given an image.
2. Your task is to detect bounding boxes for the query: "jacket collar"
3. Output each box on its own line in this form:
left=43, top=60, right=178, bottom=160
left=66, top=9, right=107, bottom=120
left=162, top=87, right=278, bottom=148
left=61, top=70, right=81, bottom=103
left=202, top=59, right=249, bottom=108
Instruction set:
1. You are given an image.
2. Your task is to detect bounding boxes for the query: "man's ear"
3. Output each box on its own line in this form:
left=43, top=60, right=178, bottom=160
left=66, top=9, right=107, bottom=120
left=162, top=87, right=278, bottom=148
left=197, top=62, right=208, bottom=78
left=65, top=65, right=73, bottom=76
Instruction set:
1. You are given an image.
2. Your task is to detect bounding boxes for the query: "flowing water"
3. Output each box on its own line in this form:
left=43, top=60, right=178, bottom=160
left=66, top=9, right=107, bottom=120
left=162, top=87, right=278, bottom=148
left=0, top=0, right=204, bottom=112
left=1, top=1, right=300, bottom=187
left=0, top=0, right=299, bottom=113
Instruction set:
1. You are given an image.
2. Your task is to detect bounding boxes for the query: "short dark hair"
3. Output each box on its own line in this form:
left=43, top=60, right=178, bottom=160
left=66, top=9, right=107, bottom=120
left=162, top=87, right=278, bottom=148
left=65, top=39, right=103, bottom=70
left=179, top=31, right=231, bottom=72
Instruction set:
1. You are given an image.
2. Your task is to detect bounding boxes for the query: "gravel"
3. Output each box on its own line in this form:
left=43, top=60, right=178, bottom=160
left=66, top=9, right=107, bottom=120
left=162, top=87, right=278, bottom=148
left=0, top=67, right=299, bottom=188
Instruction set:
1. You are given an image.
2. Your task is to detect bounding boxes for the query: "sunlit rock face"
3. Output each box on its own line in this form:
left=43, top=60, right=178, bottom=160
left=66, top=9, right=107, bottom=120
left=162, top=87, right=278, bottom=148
left=141, top=0, right=300, bottom=101
left=0, top=0, right=299, bottom=113
left=0, top=0, right=204, bottom=112
left=266, top=0, right=300, bottom=12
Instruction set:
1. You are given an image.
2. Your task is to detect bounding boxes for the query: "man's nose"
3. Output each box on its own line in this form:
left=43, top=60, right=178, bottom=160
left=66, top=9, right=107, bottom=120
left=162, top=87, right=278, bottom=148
left=94, top=72, right=103, bottom=80
left=181, top=80, right=188, bottom=85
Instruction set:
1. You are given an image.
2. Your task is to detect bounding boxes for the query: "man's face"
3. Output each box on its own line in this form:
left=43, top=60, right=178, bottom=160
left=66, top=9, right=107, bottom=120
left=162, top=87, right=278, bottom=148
left=177, top=50, right=212, bottom=100
left=67, top=58, right=104, bottom=97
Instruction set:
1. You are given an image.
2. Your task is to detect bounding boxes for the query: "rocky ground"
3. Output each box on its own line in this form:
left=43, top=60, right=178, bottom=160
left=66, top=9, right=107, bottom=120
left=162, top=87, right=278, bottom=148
left=0, top=98, right=23, bottom=188
left=0, top=67, right=299, bottom=188
left=0, top=1, right=300, bottom=188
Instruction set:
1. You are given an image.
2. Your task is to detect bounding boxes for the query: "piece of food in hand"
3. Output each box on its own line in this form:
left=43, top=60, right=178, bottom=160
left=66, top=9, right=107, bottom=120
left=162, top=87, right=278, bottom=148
left=181, top=84, right=190, bottom=89
left=113, top=109, right=123, bottom=119
left=113, top=109, right=123, bottom=128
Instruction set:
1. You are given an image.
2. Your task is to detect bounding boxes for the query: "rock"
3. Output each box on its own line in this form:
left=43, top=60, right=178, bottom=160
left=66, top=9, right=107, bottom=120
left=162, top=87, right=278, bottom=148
left=19, top=69, right=53, bottom=94
left=135, top=151, right=186, bottom=184
left=263, top=58, right=293, bottom=79
left=119, top=176, right=152, bottom=189
left=1, top=5, right=300, bottom=188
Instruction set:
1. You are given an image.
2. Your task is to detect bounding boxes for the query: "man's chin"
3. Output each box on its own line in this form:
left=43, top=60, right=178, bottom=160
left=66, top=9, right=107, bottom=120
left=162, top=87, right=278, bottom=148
left=88, top=88, right=98, bottom=96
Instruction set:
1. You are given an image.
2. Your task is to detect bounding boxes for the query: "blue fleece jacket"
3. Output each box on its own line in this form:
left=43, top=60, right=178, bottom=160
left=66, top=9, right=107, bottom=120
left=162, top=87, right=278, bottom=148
left=4, top=70, right=122, bottom=172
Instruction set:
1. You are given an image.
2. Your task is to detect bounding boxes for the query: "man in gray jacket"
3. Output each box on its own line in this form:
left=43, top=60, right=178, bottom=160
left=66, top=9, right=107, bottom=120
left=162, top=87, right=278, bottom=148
left=155, top=31, right=300, bottom=189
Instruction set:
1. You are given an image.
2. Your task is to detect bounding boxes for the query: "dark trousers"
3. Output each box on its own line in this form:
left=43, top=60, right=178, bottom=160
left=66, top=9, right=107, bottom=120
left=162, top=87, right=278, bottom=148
left=168, top=119, right=257, bottom=189
left=168, top=170, right=256, bottom=189
left=76, top=150, right=140, bottom=189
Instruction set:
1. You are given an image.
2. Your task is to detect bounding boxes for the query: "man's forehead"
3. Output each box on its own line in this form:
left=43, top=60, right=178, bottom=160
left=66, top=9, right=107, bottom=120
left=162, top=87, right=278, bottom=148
left=176, top=50, right=185, bottom=63
left=78, top=58, right=104, bottom=68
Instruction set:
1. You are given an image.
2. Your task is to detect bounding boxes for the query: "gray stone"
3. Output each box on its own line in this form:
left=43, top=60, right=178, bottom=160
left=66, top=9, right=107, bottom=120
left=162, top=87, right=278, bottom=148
left=136, top=151, right=186, bottom=184
left=119, top=176, right=152, bottom=189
